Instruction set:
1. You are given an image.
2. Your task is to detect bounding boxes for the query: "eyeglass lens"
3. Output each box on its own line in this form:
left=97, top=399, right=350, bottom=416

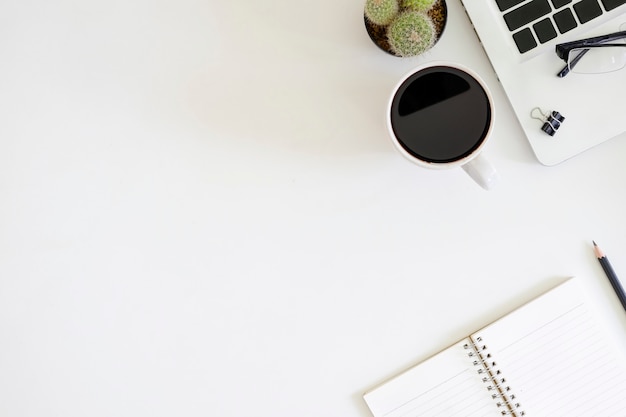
left=568, top=46, right=626, bottom=73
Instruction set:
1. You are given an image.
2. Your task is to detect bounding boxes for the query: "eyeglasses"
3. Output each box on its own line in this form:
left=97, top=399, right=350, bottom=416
left=555, top=29, right=626, bottom=78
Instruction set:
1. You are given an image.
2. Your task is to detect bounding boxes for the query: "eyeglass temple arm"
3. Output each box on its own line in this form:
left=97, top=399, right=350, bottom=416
left=557, top=49, right=589, bottom=77
left=556, top=29, right=626, bottom=59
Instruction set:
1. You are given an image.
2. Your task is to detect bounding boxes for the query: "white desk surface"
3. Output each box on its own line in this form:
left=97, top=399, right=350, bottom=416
left=1, top=1, right=626, bottom=416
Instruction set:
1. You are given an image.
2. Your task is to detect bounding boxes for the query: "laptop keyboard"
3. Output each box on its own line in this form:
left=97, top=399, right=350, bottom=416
left=497, top=0, right=626, bottom=53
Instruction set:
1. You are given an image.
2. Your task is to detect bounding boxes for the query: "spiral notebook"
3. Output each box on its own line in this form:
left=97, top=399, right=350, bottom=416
left=363, top=278, right=626, bottom=416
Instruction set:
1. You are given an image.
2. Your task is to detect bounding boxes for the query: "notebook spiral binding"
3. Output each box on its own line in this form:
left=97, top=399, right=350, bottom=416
left=464, top=337, right=526, bottom=416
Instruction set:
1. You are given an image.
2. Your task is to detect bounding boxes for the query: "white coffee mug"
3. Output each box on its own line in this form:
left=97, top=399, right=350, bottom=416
left=387, top=61, right=498, bottom=190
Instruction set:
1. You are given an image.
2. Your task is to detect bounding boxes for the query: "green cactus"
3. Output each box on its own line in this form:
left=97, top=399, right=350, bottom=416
left=364, top=0, right=400, bottom=26
left=401, top=0, right=437, bottom=12
left=387, top=11, right=436, bottom=57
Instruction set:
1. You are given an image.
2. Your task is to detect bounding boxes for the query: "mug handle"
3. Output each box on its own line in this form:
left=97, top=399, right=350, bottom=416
left=461, top=153, right=499, bottom=190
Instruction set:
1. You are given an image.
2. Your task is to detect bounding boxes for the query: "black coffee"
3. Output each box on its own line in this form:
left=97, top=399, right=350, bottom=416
left=390, top=66, right=491, bottom=163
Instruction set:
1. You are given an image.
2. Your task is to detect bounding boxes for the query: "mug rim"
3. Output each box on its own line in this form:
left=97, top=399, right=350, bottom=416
left=387, top=61, right=495, bottom=170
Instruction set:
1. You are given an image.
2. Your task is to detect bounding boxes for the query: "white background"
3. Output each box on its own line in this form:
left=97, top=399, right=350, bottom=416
left=1, top=1, right=625, bottom=416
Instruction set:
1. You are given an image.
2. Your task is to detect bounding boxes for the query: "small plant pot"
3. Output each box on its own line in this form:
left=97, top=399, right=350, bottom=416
left=364, top=0, right=447, bottom=57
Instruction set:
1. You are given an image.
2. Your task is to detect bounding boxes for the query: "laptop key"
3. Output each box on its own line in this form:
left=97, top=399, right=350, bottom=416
left=513, top=28, right=538, bottom=53
left=553, top=8, right=578, bottom=33
left=573, top=0, right=603, bottom=24
left=504, top=0, right=552, bottom=31
left=496, top=0, right=525, bottom=12
left=601, top=0, right=626, bottom=10
left=551, top=0, right=573, bottom=7
left=496, top=0, right=527, bottom=11
left=533, top=18, right=558, bottom=43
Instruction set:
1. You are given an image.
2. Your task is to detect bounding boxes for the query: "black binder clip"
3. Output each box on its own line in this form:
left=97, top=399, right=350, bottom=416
left=531, top=108, right=565, bottom=137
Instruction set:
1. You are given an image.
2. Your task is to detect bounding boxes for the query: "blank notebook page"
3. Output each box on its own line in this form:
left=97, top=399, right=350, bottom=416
left=472, top=278, right=626, bottom=416
left=364, top=339, right=504, bottom=417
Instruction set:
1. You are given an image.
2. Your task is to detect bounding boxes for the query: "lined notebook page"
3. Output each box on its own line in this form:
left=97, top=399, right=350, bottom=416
left=472, top=278, right=626, bottom=416
left=363, top=340, right=503, bottom=417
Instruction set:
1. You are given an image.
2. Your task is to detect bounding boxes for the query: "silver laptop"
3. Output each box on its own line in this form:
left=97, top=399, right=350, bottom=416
left=460, top=0, right=626, bottom=165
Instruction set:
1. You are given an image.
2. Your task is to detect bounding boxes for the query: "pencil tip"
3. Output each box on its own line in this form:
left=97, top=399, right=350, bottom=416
left=593, top=240, right=597, bottom=246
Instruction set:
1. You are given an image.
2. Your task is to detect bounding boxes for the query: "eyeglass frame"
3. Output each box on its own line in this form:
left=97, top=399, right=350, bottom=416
left=555, top=29, right=626, bottom=77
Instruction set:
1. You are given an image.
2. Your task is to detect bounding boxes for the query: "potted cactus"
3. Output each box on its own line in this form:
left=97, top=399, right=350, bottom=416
left=364, top=0, right=447, bottom=57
